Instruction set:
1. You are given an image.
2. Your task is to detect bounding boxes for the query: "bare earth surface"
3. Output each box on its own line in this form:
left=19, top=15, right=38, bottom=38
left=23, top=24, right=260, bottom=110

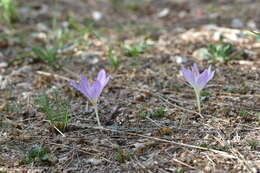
left=0, top=0, right=259, bottom=172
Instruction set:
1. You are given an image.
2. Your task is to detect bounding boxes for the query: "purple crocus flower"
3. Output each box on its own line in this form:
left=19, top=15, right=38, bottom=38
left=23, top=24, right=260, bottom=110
left=181, top=64, right=214, bottom=92
left=70, top=69, right=110, bottom=105
left=181, top=64, right=215, bottom=114
left=70, top=69, right=110, bottom=127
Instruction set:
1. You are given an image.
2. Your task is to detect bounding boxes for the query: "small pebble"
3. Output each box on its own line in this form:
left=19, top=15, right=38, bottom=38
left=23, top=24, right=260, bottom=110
left=85, top=158, right=103, bottom=165
left=0, top=62, right=8, bottom=68
left=92, top=11, right=103, bottom=21
left=158, top=8, right=170, bottom=18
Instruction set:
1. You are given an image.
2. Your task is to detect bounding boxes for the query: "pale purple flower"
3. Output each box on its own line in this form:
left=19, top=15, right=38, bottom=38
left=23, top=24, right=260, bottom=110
left=181, top=64, right=215, bottom=92
left=70, top=69, right=110, bottom=104
left=181, top=64, right=215, bottom=114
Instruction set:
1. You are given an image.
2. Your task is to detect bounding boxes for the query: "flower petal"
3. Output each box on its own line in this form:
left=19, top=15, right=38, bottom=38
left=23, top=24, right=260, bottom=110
left=191, top=63, right=200, bottom=77
left=70, top=80, right=82, bottom=92
left=181, top=67, right=196, bottom=87
left=71, top=80, right=91, bottom=99
left=102, top=75, right=110, bottom=87
left=207, top=66, right=215, bottom=81
left=181, top=64, right=215, bottom=92
left=97, top=69, right=105, bottom=82
left=208, top=70, right=215, bottom=81
left=80, top=73, right=90, bottom=89
left=70, top=70, right=110, bottom=104
left=86, top=80, right=103, bottom=101
left=97, top=69, right=110, bottom=87
left=197, top=70, right=210, bottom=90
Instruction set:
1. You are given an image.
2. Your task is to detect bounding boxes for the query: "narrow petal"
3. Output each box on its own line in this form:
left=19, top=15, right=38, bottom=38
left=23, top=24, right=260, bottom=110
left=97, top=69, right=106, bottom=83
left=181, top=67, right=196, bottom=87
left=70, top=80, right=82, bottom=92
left=71, top=80, right=91, bottom=100
left=86, top=80, right=103, bottom=101
left=102, top=75, right=110, bottom=87
left=208, top=70, right=215, bottom=81
left=192, top=63, right=200, bottom=77
left=80, top=73, right=90, bottom=90
left=97, top=69, right=110, bottom=87
left=208, top=65, right=212, bottom=73
left=197, top=70, right=210, bottom=90
left=206, top=66, right=215, bottom=81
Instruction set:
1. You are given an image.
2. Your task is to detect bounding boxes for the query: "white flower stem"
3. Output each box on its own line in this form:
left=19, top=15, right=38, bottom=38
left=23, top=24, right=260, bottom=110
left=195, top=90, right=201, bottom=114
left=93, top=104, right=102, bottom=127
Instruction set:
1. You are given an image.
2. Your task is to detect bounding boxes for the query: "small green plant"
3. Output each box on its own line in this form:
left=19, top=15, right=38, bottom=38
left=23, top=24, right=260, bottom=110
left=108, top=47, right=119, bottom=69
left=239, top=110, right=250, bottom=118
left=6, top=102, right=21, bottom=113
left=114, top=148, right=132, bottom=163
left=32, top=46, right=58, bottom=66
left=125, top=0, right=144, bottom=11
left=198, top=38, right=240, bottom=63
left=65, top=17, right=100, bottom=47
left=176, top=168, right=185, bottom=173
left=199, top=143, right=208, bottom=148
left=121, top=40, right=151, bottom=57
left=207, top=43, right=233, bottom=62
left=0, top=0, right=17, bottom=23
left=139, top=109, right=149, bottom=119
left=53, top=28, right=71, bottom=48
left=139, top=107, right=166, bottom=119
left=23, top=145, right=50, bottom=164
left=247, top=141, right=259, bottom=150
left=150, top=107, right=165, bottom=118
left=138, top=107, right=149, bottom=119
left=35, top=93, right=69, bottom=132
left=51, top=19, right=92, bottom=50
left=224, top=87, right=233, bottom=93
left=83, top=18, right=102, bottom=39
left=0, top=33, right=8, bottom=40
left=201, top=91, right=210, bottom=101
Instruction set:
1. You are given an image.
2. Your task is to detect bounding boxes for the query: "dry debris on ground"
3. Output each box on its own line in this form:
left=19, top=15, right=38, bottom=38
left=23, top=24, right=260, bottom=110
left=0, top=0, right=259, bottom=172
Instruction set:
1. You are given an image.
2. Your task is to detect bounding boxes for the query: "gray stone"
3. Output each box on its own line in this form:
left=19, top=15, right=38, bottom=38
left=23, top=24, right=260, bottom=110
left=0, top=62, right=8, bottom=68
